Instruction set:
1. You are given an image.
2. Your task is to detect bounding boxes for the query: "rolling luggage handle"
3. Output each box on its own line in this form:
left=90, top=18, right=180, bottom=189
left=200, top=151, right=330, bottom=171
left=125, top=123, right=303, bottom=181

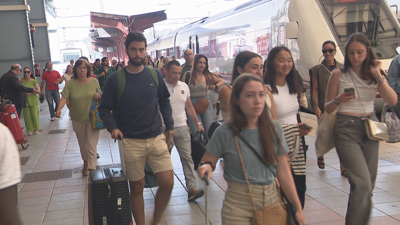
left=203, top=174, right=209, bottom=225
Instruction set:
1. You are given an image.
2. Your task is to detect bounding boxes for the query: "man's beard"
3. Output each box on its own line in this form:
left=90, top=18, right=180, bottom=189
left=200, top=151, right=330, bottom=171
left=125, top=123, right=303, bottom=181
left=129, top=57, right=145, bottom=66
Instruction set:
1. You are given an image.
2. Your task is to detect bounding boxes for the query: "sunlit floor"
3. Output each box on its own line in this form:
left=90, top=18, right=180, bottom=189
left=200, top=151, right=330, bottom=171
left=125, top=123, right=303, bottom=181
left=15, top=102, right=400, bottom=225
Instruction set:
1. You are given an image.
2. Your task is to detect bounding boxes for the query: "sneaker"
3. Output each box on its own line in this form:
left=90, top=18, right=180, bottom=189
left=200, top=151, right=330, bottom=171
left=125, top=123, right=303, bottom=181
left=26, top=132, right=32, bottom=136
left=51, top=117, right=55, bottom=121
left=34, top=131, right=39, bottom=135
left=188, top=188, right=204, bottom=202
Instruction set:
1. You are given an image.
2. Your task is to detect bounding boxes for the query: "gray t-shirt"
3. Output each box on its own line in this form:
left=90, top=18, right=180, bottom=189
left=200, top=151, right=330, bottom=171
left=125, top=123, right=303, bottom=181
left=180, top=63, right=192, bottom=79
left=206, top=121, right=289, bottom=186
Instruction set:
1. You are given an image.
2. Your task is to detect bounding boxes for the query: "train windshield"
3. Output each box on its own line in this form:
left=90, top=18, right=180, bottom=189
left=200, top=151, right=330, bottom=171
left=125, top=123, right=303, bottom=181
left=320, top=0, right=399, bottom=44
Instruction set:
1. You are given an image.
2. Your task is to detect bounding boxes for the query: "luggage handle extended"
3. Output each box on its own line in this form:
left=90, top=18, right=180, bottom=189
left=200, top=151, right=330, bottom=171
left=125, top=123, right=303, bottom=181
left=203, top=173, right=209, bottom=225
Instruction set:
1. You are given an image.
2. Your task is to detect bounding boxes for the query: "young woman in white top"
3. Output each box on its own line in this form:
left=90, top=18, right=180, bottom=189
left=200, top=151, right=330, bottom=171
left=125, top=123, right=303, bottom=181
left=325, top=33, right=397, bottom=225
left=218, top=51, right=277, bottom=122
left=198, top=74, right=305, bottom=225
left=264, top=46, right=311, bottom=208
left=61, top=65, right=73, bottom=83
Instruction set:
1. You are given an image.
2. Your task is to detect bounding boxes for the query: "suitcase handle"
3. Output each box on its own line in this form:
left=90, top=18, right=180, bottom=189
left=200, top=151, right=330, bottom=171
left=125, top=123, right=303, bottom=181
left=203, top=174, right=209, bottom=186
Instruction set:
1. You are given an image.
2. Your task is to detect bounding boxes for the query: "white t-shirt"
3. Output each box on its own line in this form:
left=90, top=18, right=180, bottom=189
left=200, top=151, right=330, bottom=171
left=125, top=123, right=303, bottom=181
left=270, top=83, right=299, bottom=124
left=0, top=123, right=21, bottom=190
left=165, top=81, right=190, bottom=128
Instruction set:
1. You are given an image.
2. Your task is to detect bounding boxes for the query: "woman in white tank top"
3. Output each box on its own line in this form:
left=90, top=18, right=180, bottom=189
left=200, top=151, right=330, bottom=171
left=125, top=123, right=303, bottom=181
left=264, top=46, right=312, bottom=208
left=324, top=33, right=397, bottom=225
left=219, top=51, right=277, bottom=122
left=61, top=65, right=74, bottom=83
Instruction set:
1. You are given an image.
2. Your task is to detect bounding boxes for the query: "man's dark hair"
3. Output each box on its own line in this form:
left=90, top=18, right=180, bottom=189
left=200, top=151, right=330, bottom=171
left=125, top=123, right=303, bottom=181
left=10, top=65, right=20, bottom=70
left=79, top=56, right=89, bottom=61
left=101, top=57, right=108, bottom=63
left=166, top=60, right=180, bottom=70
left=125, top=32, right=147, bottom=49
left=45, top=61, right=52, bottom=67
left=95, top=58, right=100, bottom=62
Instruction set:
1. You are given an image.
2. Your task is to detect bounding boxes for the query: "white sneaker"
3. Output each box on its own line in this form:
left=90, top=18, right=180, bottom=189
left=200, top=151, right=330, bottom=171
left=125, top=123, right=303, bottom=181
left=51, top=117, right=55, bottom=121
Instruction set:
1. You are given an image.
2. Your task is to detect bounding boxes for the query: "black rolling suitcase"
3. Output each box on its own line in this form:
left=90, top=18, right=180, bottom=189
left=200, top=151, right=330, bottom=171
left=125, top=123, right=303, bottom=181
left=89, top=168, right=132, bottom=225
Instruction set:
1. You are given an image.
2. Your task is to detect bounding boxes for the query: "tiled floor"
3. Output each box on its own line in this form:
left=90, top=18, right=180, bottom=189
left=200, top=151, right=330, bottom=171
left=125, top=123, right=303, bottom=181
left=14, top=103, right=400, bottom=225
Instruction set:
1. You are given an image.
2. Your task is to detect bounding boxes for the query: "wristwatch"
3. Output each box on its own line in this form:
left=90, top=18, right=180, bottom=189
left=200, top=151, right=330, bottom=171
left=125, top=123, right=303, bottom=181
left=197, top=122, right=202, bottom=126
left=333, top=97, right=341, bottom=105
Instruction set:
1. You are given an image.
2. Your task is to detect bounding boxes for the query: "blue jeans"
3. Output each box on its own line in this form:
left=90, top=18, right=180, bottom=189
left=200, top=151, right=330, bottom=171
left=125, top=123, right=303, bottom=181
left=187, top=96, right=214, bottom=139
left=46, top=89, right=60, bottom=118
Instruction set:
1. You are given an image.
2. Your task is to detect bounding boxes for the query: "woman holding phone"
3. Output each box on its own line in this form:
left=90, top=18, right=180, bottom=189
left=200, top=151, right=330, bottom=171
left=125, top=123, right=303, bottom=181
left=324, top=33, right=397, bottom=225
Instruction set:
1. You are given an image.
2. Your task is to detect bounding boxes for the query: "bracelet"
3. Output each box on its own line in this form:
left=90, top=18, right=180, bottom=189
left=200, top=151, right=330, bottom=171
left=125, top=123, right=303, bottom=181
left=197, top=122, right=202, bottom=125
left=333, top=97, right=341, bottom=105
left=200, top=161, right=215, bottom=171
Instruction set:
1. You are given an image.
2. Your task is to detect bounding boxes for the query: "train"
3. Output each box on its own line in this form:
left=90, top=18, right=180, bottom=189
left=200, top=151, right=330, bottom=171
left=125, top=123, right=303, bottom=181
left=147, top=0, right=400, bottom=114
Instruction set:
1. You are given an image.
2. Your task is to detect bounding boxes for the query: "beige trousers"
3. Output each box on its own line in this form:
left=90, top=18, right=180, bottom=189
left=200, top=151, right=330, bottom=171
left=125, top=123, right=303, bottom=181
left=222, top=180, right=281, bottom=225
left=72, top=120, right=100, bottom=170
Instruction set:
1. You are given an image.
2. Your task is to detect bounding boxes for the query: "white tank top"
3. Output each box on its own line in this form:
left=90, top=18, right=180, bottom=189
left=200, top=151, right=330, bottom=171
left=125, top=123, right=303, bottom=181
left=268, top=83, right=299, bottom=124
left=337, top=68, right=378, bottom=114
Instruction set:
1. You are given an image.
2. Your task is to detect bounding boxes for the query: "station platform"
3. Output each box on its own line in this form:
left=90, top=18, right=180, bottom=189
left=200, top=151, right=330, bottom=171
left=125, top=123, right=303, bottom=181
left=14, top=101, right=400, bottom=225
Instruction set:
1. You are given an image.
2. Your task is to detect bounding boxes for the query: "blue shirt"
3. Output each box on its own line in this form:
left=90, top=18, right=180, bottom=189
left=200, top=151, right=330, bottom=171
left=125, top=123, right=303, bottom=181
left=206, top=121, right=289, bottom=186
left=99, top=67, right=173, bottom=139
left=388, top=54, right=400, bottom=94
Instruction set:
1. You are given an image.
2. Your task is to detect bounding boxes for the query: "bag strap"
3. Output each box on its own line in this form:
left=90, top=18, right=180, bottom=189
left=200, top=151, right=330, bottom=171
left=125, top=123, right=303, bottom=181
left=234, top=136, right=258, bottom=213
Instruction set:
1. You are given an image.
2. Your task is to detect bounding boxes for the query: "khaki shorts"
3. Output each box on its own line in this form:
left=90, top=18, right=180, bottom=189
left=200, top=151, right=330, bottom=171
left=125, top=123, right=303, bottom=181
left=122, top=133, right=173, bottom=181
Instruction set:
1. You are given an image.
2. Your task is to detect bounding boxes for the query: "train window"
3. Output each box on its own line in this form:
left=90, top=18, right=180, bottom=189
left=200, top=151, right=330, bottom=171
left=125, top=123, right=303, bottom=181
left=219, top=42, right=228, bottom=57
left=210, top=40, right=218, bottom=58
left=321, top=0, right=399, bottom=43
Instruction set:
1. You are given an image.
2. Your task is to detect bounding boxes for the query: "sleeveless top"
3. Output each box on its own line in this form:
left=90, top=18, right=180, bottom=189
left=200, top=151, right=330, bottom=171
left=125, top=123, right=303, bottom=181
left=338, top=68, right=378, bottom=114
left=63, top=73, right=73, bottom=82
left=189, top=82, right=208, bottom=97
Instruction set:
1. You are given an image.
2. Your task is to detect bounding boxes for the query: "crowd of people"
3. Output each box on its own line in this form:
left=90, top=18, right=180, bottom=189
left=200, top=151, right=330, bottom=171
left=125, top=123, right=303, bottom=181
left=1, top=30, right=400, bottom=225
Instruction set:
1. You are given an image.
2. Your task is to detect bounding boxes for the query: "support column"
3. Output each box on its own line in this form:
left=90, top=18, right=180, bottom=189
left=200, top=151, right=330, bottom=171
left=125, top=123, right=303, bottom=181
left=27, top=0, right=51, bottom=78
left=0, top=1, right=34, bottom=77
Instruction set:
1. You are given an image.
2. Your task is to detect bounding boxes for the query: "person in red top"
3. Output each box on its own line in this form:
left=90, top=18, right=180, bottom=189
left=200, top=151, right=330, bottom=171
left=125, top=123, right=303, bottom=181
left=40, top=62, right=61, bottom=121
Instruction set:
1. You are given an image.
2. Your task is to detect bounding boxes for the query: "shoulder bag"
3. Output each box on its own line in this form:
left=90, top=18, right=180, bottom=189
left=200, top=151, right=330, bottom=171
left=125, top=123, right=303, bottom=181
left=89, top=100, right=105, bottom=130
left=315, top=110, right=337, bottom=157
left=349, top=74, right=389, bottom=141
left=230, top=125, right=298, bottom=225
left=192, top=75, right=210, bottom=114
left=385, top=105, right=400, bottom=143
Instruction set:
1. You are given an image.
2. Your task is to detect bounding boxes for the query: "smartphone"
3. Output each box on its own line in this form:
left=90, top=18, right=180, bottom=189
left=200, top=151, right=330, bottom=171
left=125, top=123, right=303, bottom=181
left=344, top=87, right=355, bottom=96
left=299, top=123, right=313, bottom=130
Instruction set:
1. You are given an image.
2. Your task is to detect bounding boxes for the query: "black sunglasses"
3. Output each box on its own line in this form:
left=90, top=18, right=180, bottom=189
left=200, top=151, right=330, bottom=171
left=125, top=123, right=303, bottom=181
left=322, top=49, right=335, bottom=54
left=24, top=71, right=31, bottom=73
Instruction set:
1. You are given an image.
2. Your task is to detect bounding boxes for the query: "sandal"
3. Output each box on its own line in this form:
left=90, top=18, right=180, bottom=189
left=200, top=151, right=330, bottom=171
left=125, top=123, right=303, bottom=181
left=341, top=169, right=347, bottom=178
left=82, top=160, right=89, bottom=176
left=82, top=170, right=90, bottom=176
left=317, top=157, right=325, bottom=169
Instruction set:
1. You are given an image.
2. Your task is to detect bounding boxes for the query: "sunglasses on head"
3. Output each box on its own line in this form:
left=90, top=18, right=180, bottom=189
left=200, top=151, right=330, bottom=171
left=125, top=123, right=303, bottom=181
left=322, top=49, right=335, bottom=54
left=24, top=71, right=31, bottom=73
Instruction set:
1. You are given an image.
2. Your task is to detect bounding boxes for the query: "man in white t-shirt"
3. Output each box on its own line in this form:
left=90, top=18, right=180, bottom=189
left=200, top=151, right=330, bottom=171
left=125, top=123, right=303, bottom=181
left=0, top=123, right=22, bottom=225
left=165, top=60, right=205, bottom=201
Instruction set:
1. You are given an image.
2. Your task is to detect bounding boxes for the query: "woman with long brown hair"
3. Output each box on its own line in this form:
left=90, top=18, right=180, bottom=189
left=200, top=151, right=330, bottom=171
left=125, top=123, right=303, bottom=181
left=324, top=33, right=397, bottom=225
left=197, top=74, right=304, bottom=225
left=56, top=59, right=102, bottom=176
left=186, top=54, right=224, bottom=137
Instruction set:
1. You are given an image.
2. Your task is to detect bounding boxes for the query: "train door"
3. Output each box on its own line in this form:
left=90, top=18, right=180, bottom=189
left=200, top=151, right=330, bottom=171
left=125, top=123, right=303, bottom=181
left=189, top=35, right=199, bottom=55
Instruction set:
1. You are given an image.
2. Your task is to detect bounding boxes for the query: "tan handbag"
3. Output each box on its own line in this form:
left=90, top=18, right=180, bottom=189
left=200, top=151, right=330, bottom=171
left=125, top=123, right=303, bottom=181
left=349, top=73, right=389, bottom=142
left=234, top=136, right=287, bottom=225
left=194, top=98, right=210, bottom=114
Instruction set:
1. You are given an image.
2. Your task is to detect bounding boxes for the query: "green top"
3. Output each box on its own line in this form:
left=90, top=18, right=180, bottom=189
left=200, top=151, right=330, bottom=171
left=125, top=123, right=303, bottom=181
left=21, top=78, right=39, bottom=107
left=61, top=78, right=100, bottom=121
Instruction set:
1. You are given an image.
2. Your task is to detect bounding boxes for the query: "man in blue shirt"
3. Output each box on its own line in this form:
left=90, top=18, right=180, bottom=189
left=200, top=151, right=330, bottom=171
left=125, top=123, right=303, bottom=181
left=99, top=32, right=174, bottom=225
left=388, top=54, right=400, bottom=118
